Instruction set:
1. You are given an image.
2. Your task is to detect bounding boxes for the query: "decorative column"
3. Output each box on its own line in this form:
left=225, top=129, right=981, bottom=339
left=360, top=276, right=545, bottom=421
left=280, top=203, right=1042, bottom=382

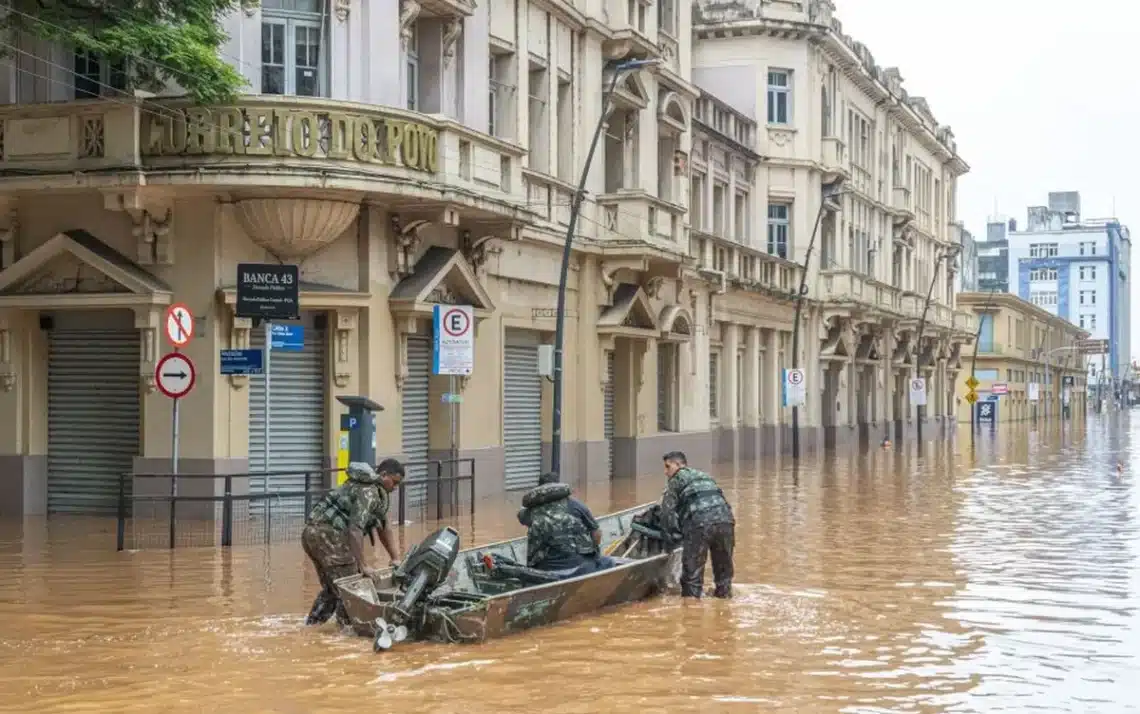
left=743, top=326, right=760, bottom=427
left=763, top=328, right=780, bottom=424
left=722, top=323, right=739, bottom=431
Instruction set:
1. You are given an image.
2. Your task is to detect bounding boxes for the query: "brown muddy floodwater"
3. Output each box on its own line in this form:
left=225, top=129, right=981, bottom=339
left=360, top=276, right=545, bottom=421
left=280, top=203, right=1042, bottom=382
left=2, top=417, right=1138, bottom=713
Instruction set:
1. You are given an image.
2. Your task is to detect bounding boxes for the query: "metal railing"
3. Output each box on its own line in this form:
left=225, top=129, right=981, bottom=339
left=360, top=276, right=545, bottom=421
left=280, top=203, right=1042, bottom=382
left=115, top=459, right=476, bottom=551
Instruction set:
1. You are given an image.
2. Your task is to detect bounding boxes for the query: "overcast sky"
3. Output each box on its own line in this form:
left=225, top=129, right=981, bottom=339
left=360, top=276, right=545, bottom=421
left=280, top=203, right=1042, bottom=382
left=837, top=0, right=1139, bottom=357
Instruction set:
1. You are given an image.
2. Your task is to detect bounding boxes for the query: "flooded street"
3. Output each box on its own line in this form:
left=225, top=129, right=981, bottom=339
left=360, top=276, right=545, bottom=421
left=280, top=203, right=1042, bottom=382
left=2, top=418, right=1138, bottom=713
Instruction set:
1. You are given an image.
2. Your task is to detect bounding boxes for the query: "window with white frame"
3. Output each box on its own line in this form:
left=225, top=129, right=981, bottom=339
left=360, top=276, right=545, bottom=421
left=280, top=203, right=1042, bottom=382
left=766, top=70, right=791, bottom=125
left=1029, top=267, right=1058, bottom=282
left=1079, top=265, right=1097, bottom=281
left=657, top=0, right=677, bottom=35
left=1029, top=243, right=1059, bottom=258
left=1080, top=241, right=1097, bottom=256
left=527, top=64, right=549, bottom=173
left=261, top=0, right=325, bottom=97
left=73, top=51, right=128, bottom=99
left=734, top=190, right=748, bottom=243
left=1080, top=290, right=1096, bottom=305
left=406, top=29, right=420, bottom=110
left=691, top=172, right=706, bottom=231
left=556, top=76, right=573, bottom=182
left=488, top=51, right=515, bottom=139
left=1080, top=314, right=1097, bottom=330
left=767, top=203, right=790, bottom=259
left=1030, top=291, right=1058, bottom=307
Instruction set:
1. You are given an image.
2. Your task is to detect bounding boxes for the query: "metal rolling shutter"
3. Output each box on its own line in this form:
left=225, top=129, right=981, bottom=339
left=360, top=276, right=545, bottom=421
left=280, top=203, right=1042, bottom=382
left=47, top=329, right=140, bottom=514
left=249, top=322, right=326, bottom=504
left=402, top=337, right=431, bottom=507
left=503, top=338, right=542, bottom=490
left=604, top=350, right=615, bottom=478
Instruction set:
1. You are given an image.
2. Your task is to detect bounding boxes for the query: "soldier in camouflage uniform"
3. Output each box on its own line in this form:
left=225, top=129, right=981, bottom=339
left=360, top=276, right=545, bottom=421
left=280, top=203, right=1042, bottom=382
left=659, top=451, right=735, bottom=598
left=302, top=458, right=405, bottom=626
left=523, top=481, right=611, bottom=575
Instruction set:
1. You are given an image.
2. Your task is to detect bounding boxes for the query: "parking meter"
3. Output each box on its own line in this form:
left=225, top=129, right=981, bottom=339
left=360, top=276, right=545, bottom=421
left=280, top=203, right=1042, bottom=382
left=336, top=396, right=384, bottom=485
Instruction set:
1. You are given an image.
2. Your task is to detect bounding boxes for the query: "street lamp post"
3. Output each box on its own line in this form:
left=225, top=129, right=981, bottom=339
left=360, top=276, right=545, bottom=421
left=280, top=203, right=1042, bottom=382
left=550, top=58, right=661, bottom=479
left=913, top=246, right=958, bottom=441
left=968, top=286, right=1001, bottom=432
left=789, top=183, right=844, bottom=460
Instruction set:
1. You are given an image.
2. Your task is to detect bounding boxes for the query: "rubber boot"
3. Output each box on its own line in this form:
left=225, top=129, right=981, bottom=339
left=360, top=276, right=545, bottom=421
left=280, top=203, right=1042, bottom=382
left=304, top=589, right=338, bottom=625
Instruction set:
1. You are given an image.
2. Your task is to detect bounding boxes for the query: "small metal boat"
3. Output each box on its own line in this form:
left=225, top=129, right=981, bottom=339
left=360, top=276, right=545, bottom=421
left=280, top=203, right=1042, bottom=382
left=334, top=502, right=679, bottom=651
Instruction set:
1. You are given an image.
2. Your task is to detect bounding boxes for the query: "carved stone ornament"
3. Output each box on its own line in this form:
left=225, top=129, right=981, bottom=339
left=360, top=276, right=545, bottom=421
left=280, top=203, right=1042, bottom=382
left=442, top=18, right=463, bottom=67
left=391, top=216, right=430, bottom=278
left=229, top=315, right=253, bottom=390
left=12, top=256, right=128, bottom=295
left=400, top=0, right=422, bottom=48
left=0, top=207, right=17, bottom=271
left=334, top=310, right=358, bottom=388
left=241, top=0, right=259, bottom=16
left=131, top=208, right=173, bottom=266
left=0, top=316, right=14, bottom=392
left=334, top=0, right=351, bottom=21
left=133, top=307, right=162, bottom=394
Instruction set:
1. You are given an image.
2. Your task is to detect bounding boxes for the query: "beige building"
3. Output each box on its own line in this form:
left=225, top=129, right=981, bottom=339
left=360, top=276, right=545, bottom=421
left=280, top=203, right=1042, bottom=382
left=692, top=0, right=976, bottom=446
left=0, top=0, right=973, bottom=517
left=954, top=293, right=1089, bottom=423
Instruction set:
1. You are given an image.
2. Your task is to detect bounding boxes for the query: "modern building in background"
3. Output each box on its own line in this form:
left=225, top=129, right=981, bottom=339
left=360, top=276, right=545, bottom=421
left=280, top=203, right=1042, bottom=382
left=0, top=0, right=973, bottom=516
left=956, top=292, right=1088, bottom=423
left=977, top=218, right=1012, bottom=293
left=1006, top=192, right=1132, bottom=395
left=957, top=225, right=978, bottom=292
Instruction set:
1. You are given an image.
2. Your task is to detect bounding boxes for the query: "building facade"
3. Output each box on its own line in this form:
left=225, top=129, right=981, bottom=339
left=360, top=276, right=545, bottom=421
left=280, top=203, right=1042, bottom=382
left=692, top=0, right=974, bottom=447
left=976, top=218, right=1012, bottom=293
left=955, top=293, right=1089, bottom=423
left=0, top=0, right=973, bottom=517
left=1006, top=192, right=1132, bottom=392
left=957, top=225, right=978, bottom=293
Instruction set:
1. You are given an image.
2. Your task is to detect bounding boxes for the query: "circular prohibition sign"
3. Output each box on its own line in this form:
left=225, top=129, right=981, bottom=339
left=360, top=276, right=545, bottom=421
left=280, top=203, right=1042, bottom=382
left=787, top=369, right=804, bottom=385
left=441, top=307, right=472, bottom=337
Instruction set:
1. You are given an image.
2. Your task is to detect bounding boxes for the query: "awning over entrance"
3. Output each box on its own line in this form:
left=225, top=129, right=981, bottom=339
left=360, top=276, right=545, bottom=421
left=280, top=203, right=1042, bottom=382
left=597, top=283, right=658, bottom=338
left=389, top=246, right=495, bottom=320
left=0, top=229, right=172, bottom=309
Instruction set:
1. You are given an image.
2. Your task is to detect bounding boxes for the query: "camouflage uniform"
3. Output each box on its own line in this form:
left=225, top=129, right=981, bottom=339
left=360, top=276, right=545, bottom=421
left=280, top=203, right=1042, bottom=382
left=523, top=483, right=599, bottom=571
left=660, top=466, right=735, bottom=598
left=302, top=463, right=390, bottom=625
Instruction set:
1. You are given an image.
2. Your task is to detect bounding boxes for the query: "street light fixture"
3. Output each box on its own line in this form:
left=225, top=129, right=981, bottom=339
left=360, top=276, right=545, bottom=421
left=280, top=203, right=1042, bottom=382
left=549, top=57, right=662, bottom=479
left=914, top=243, right=960, bottom=441
left=789, top=182, right=845, bottom=461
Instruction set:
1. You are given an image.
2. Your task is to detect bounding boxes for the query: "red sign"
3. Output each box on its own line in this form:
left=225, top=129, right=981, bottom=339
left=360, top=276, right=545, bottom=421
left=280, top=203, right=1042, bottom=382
left=164, top=303, right=194, bottom=348
left=991, top=382, right=1009, bottom=396
left=155, top=352, right=196, bottom=400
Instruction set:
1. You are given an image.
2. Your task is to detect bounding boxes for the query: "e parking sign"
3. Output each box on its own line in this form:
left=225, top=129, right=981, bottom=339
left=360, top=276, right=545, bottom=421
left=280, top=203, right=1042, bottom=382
left=432, top=305, right=474, bottom=375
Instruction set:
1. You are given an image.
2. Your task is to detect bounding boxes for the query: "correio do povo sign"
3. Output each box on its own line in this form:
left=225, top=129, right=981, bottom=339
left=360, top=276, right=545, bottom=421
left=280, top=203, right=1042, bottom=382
left=236, top=263, right=300, bottom=320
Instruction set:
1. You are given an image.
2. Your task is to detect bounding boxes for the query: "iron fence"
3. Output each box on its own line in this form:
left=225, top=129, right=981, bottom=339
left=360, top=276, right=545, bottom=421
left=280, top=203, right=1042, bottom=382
left=115, top=459, right=476, bottom=550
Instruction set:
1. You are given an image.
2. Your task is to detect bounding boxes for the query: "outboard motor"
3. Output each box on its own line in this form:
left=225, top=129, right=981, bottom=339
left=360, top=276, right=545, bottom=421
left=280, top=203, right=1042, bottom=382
left=373, top=526, right=461, bottom=651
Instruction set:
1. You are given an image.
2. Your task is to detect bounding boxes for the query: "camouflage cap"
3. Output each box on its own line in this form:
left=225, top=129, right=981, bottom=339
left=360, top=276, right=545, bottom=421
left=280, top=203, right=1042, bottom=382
left=522, top=482, right=572, bottom=509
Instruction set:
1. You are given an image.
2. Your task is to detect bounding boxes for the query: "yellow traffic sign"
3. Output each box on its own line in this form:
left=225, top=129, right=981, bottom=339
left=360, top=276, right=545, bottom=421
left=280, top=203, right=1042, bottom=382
left=965, top=376, right=979, bottom=389
left=965, top=390, right=978, bottom=405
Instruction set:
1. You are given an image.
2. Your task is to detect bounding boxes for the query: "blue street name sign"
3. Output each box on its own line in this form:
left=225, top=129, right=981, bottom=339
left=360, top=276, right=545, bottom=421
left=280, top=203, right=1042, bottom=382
left=220, top=349, right=264, bottom=375
left=271, top=324, right=304, bottom=351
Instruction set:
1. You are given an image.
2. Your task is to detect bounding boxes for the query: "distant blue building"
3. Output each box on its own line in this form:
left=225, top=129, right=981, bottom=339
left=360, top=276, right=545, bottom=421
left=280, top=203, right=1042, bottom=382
left=1006, top=192, right=1131, bottom=393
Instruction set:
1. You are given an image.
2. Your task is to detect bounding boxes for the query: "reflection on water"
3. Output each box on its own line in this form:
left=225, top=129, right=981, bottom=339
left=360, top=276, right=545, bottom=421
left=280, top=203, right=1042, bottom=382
left=1, top=417, right=1137, bottom=712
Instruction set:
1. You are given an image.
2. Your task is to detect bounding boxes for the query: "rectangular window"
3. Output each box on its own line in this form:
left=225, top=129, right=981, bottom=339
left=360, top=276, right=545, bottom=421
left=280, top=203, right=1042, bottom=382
left=261, top=3, right=324, bottom=97
left=1080, top=290, right=1096, bottom=305
left=488, top=52, right=515, bottom=140
left=1029, top=268, right=1058, bottom=282
left=406, top=30, right=419, bottom=110
left=1080, top=314, right=1097, bottom=330
left=734, top=191, right=748, bottom=242
left=1079, top=265, right=1097, bottom=281
left=527, top=66, right=549, bottom=173
left=709, top=352, right=720, bottom=420
left=1029, top=243, right=1059, bottom=258
left=974, top=368, right=1000, bottom=381
left=1080, top=241, right=1097, bottom=255
left=556, top=77, right=573, bottom=182
left=978, top=314, right=994, bottom=352
left=767, top=203, right=790, bottom=259
left=766, top=70, right=790, bottom=125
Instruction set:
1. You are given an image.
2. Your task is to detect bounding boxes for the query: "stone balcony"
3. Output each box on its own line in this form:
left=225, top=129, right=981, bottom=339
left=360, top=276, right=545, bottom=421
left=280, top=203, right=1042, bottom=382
left=890, top=186, right=914, bottom=222
left=819, top=269, right=901, bottom=314
left=0, top=96, right=528, bottom=222
left=597, top=189, right=686, bottom=251
left=694, top=229, right=801, bottom=297
left=820, top=136, right=849, bottom=183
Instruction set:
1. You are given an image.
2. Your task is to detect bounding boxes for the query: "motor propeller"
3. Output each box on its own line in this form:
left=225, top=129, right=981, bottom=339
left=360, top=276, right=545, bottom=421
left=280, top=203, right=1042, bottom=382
left=372, top=617, right=409, bottom=652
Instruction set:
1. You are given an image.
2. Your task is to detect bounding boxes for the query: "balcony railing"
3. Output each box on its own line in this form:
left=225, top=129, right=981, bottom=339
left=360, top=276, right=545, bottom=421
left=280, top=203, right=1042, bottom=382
left=0, top=96, right=526, bottom=203
left=820, top=136, right=848, bottom=179
left=697, top=231, right=800, bottom=297
left=891, top=186, right=913, bottom=216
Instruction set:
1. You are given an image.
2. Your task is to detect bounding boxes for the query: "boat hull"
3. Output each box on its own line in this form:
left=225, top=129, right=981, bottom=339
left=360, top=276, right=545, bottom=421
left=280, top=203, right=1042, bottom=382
left=335, top=502, right=679, bottom=646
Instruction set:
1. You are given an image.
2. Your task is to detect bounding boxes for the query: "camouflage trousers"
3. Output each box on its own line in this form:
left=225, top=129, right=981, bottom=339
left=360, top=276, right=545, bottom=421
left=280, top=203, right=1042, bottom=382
left=301, top=523, right=360, bottom=626
left=679, top=521, right=735, bottom=599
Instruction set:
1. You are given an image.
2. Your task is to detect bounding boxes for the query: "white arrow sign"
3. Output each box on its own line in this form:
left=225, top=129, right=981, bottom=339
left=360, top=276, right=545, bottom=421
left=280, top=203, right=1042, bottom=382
left=155, top=352, right=196, bottom=400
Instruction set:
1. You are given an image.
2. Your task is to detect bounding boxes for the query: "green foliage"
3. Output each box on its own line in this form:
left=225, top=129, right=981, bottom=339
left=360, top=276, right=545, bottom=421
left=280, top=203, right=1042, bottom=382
left=6, top=0, right=249, bottom=104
